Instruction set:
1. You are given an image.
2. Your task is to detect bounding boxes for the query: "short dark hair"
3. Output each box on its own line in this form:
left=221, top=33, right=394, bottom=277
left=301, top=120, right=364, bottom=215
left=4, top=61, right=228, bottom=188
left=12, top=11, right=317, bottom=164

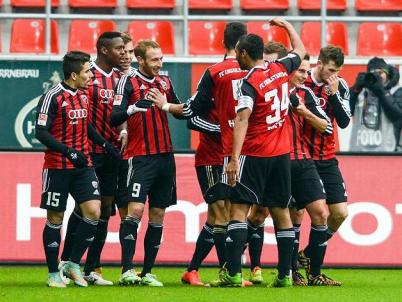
left=62, top=51, right=91, bottom=79
left=318, top=45, right=344, bottom=67
left=303, top=53, right=310, bottom=61
left=263, top=41, right=288, bottom=59
left=224, top=22, right=247, bottom=50
left=237, top=34, right=263, bottom=61
left=96, top=31, right=122, bottom=53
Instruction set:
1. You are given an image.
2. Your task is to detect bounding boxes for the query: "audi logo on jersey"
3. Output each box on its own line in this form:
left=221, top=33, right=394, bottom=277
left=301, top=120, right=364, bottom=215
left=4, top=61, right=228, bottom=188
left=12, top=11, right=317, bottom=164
left=99, top=89, right=114, bottom=100
left=68, top=109, right=88, bottom=119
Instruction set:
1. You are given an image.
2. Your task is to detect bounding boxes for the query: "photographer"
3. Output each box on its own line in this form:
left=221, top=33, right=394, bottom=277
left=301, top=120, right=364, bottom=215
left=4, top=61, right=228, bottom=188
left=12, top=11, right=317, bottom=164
left=349, top=57, right=402, bottom=151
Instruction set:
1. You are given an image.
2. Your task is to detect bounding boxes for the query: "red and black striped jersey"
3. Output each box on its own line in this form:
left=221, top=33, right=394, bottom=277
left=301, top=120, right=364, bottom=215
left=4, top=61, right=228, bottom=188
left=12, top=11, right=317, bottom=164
left=303, top=69, right=351, bottom=160
left=183, top=57, right=249, bottom=157
left=113, top=71, right=180, bottom=157
left=236, top=53, right=301, bottom=157
left=86, top=62, right=121, bottom=154
left=36, top=82, right=92, bottom=169
left=287, top=86, right=332, bottom=160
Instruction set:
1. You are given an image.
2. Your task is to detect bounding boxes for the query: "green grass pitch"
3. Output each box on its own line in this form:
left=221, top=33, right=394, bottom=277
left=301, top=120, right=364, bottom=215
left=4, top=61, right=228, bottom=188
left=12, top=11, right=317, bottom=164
left=0, top=266, right=401, bottom=302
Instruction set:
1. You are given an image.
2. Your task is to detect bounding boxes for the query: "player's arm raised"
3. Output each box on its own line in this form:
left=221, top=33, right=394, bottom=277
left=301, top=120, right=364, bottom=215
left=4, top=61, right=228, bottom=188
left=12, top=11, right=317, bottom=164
left=269, top=18, right=306, bottom=71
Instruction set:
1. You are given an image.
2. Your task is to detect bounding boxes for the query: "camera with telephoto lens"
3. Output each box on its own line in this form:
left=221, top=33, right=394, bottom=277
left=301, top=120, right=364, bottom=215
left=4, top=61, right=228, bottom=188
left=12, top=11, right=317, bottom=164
left=363, top=71, right=381, bottom=87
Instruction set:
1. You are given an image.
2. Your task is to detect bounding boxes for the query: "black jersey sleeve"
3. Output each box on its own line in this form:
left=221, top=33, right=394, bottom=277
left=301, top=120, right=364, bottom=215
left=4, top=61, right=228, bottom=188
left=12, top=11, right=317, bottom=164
left=303, top=87, right=333, bottom=135
left=186, top=116, right=221, bottom=134
left=35, top=93, right=68, bottom=154
left=277, top=52, right=302, bottom=74
left=327, top=77, right=351, bottom=129
left=182, top=69, right=215, bottom=117
left=111, top=74, right=133, bottom=127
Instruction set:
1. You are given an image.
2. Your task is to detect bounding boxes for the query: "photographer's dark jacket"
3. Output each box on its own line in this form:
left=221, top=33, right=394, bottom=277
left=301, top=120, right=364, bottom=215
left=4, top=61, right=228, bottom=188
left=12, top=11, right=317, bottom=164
left=349, top=66, right=402, bottom=151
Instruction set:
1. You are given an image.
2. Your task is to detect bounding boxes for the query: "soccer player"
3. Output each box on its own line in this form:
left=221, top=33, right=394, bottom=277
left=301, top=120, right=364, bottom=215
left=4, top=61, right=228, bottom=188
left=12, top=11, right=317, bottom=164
left=180, top=22, right=248, bottom=286
left=286, top=54, right=342, bottom=286
left=299, top=46, right=351, bottom=285
left=111, top=40, right=179, bottom=287
left=36, top=51, right=101, bottom=288
left=114, top=32, right=136, bottom=220
left=225, top=22, right=305, bottom=287
left=241, top=41, right=290, bottom=285
left=60, top=32, right=124, bottom=286
left=147, top=22, right=250, bottom=285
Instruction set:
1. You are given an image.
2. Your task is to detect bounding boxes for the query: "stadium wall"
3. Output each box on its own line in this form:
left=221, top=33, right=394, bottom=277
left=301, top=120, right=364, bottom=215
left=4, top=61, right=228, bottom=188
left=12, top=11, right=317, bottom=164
left=1, top=152, right=402, bottom=267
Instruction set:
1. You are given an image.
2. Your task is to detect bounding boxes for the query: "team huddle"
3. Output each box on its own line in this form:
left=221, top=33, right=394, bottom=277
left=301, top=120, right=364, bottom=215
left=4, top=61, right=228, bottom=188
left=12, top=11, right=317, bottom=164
left=35, top=18, right=351, bottom=288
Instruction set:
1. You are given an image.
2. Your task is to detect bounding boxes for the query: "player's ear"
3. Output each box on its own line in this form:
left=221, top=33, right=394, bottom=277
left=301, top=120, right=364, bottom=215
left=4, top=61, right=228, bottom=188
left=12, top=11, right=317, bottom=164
left=100, top=45, right=108, bottom=56
left=71, top=72, right=78, bottom=81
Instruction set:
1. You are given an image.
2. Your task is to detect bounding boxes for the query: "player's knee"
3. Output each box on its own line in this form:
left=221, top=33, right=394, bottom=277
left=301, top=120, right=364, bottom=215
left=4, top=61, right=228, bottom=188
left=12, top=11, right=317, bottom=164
left=248, top=207, right=269, bottom=225
left=149, top=208, right=165, bottom=224
left=310, top=209, right=328, bottom=226
left=331, top=209, right=348, bottom=224
left=47, top=210, right=64, bottom=225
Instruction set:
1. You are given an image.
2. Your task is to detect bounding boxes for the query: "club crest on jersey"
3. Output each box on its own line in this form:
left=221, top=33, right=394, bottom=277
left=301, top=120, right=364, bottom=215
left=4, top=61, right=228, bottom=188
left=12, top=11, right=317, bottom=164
left=37, top=113, right=48, bottom=126
left=92, top=181, right=98, bottom=189
left=159, top=80, right=168, bottom=91
left=113, top=95, right=123, bottom=106
left=80, top=95, right=88, bottom=103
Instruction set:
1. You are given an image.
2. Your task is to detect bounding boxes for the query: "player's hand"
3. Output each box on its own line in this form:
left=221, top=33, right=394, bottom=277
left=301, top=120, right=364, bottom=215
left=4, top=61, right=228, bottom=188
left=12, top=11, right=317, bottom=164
left=118, top=130, right=128, bottom=152
left=292, top=102, right=309, bottom=117
left=269, top=18, right=290, bottom=29
left=127, top=104, right=147, bottom=116
left=326, top=75, right=339, bottom=95
left=103, top=141, right=121, bottom=159
left=225, top=158, right=240, bottom=187
left=147, top=88, right=167, bottom=109
left=65, top=148, right=88, bottom=168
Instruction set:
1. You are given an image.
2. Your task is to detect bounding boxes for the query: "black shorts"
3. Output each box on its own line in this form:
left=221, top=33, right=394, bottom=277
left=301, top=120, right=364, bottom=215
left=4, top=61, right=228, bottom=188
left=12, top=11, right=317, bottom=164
left=91, top=153, right=119, bottom=197
left=314, top=158, right=347, bottom=204
left=114, top=158, right=129, bottom=209
left=291, top=159, right=326, bottom=210
left=127, top=153, right=177, bottom=208
left=40, top=167, right=100, bottom=212
left=196, top=165, right=230, bottom=204
left=227, top=154, right=292, bottom=208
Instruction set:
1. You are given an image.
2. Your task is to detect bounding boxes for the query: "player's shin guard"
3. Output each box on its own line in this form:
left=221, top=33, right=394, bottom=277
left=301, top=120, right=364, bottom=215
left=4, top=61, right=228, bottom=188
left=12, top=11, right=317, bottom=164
left=187, top=223, right=214, bottom=272
left=141, top=222, right=164, bottom=277
left=308, top=225, right=328, bottom=277
left=213, top=224, right=227, bottom=268
left=226, top=221, right=248, bottom=276
left=291, top=224, right=301, bottom=271
left=61, top=211, right=82, bottom=261
left=43, top=220, right=62, bottom=273
left=119, top=216, right=139, bottom=273
left=84, top=218, right=109, bottom=276
left=247, top=219, right=264, bottom=270
left=275, top=228, right=295, bottom=279
left=70, top=217, right=98, bottom=264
